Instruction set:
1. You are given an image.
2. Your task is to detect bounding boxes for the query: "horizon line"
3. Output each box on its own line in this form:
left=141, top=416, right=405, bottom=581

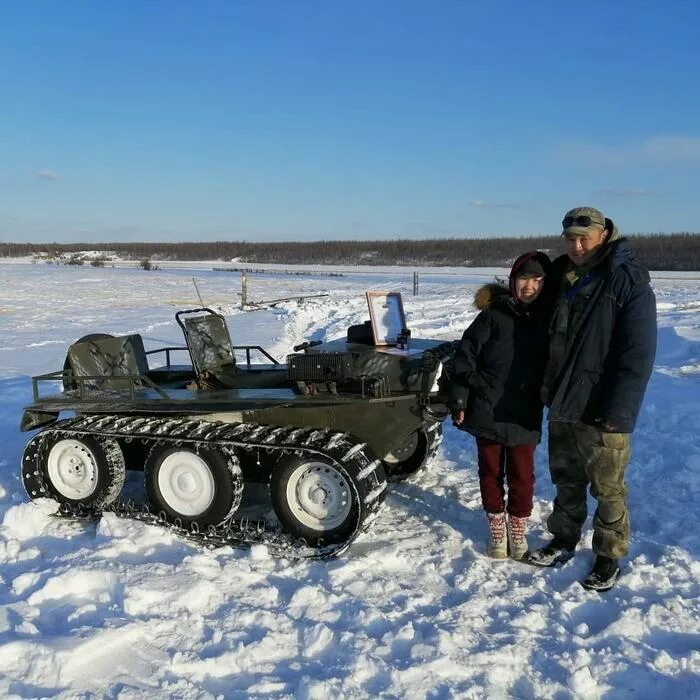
left=2, top=231, right=700, bottom=247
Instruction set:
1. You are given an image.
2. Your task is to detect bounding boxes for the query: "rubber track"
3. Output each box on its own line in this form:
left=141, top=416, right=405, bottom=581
left=22, top=415, right=388, bottom=559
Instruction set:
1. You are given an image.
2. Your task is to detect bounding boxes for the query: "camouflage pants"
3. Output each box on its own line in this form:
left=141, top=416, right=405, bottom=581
left=547, top=421, right=631, bottom=559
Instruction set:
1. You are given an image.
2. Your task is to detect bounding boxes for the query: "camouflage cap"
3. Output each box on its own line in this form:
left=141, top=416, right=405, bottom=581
left=561, top=206, right=606, bottom=236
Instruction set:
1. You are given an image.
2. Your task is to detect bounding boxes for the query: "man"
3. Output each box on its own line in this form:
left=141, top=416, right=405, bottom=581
left=527, top=207, right=657, bottom=592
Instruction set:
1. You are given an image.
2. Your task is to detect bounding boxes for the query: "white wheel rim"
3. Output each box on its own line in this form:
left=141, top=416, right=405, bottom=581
left=47, top=439, right=98, bottom=500
left=383, top=431, right=419, bottom=464
left=285, top=462, right=352, bottom=531
left=157, top=452, right=216, bottom=517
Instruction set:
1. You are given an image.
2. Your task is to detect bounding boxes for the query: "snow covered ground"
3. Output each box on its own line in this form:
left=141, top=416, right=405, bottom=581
left=0, top=261, right=698, bottom=699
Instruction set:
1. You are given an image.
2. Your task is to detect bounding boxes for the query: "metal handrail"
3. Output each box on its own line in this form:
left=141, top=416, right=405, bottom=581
left=145, top=343, right=279, bottom=367
left=231, top=345, right=280, bottom=365
left=145, top=345, right=188, bottom=367
left=33, top=369, right=172, bottom=401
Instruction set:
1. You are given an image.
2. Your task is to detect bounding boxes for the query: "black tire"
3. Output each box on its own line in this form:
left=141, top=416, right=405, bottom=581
left=24, top=433, right=125, bottom=508
left=62, top=333, right=114, bottom=391
left=270, top=454, right=376, bottom=545
left=382, top=429, right=430, bottom=480
left=144, top=446, right=242, bottom=528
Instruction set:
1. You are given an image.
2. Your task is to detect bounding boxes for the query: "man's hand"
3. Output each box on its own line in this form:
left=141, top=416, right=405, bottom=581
left=595, top=418, right=620, bottom=433
left=451, top=409, right=464, bottom=427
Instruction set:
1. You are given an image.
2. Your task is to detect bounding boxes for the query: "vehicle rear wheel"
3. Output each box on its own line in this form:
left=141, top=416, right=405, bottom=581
left=270, top=456, right=362, bottom=545
left=382, top=429, right=430, bottom=479
left=27, top=434, right=126, bottom=507
left=144, top=446, right=242, bottom=528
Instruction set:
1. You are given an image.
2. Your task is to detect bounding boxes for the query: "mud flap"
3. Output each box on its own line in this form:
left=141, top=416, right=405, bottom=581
left=21, top=410, right=59, bottom=432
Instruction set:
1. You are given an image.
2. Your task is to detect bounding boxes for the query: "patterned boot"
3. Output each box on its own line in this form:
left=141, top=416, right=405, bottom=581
left=486, top=512, right=508, bottom=559
left=507, top=515, right=529, bottom=560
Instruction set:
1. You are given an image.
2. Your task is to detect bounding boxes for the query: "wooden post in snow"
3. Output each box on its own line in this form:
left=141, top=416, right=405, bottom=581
left=241, top=270, right=248, bottom=308
left=192, top=277, right=204, bottom=306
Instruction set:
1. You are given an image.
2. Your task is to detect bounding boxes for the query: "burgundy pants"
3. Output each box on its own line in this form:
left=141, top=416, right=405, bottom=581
left=475, top=436, right=535, bottom=518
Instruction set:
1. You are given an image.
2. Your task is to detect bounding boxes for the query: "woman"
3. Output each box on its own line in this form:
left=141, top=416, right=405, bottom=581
left=449, top=251, right=551, bottom=560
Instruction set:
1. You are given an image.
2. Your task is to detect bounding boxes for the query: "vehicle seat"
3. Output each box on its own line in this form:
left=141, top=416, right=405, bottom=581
left=183, top=313, right=237, bottom=376
left=179, top=311, right=288, bottom=389
left=67, top=334, right=149, bottom=390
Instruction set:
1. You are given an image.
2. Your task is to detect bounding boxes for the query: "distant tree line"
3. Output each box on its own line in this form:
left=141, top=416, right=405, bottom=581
left=2, top=233, right=700, bottom=270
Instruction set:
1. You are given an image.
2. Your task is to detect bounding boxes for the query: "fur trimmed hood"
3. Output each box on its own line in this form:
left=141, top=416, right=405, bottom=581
left=473, top=250, right=552, bottom=310
left=473, top=283, right=510, bottom=310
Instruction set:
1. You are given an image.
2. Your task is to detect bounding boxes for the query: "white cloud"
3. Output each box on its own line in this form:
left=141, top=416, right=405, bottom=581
left=595, top=188, right=660, bottom=198
left=643, top=136, right=700, bottom=160
left=36, top=170, right=58, bottom=181
left=557, top=136, right=700, bottom=166
left=470, top=200, right=521, bottom=209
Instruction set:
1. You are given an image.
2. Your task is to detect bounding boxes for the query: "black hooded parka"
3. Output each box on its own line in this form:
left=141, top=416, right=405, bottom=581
left=448, top=251, right=551, bottom=446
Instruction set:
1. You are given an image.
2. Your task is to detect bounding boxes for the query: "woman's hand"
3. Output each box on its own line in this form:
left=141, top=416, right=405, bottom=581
left=451, top=409, right=464, bottom=426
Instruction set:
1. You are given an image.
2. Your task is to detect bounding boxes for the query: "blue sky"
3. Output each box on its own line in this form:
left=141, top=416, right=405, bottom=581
left=1, top=0, right=699, bottom=242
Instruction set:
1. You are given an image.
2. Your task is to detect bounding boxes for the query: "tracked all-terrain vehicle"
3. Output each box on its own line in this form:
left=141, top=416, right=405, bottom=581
left=20, top=307, right=453, bottom=558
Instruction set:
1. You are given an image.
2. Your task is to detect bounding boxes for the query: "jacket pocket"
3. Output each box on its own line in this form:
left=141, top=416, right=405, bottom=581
left=599, top=431, right=630, bottom=451
left=579, top=369, right=605, bottom=418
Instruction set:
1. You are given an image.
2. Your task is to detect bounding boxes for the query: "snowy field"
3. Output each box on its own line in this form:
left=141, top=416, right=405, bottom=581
left=0, top=261, right=698, bottom=699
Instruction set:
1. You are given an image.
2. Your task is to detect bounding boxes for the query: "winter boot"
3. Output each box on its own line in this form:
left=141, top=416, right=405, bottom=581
left=486, top=512, right=508, bottom=559
left=581, top=555, right=620, bottom=592
left=507, top=515, right=529, bottom=560
left=524, top=537, right=576, bottom=567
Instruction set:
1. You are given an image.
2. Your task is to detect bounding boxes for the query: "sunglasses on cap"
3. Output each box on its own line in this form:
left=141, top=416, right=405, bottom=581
left=562, top=215, right=604, bottom=228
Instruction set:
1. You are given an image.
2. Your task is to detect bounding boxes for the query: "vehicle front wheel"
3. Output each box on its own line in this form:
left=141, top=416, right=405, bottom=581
left=144, top=446, right=242, bottom=528
left=382, top=429, right=430, bottom=479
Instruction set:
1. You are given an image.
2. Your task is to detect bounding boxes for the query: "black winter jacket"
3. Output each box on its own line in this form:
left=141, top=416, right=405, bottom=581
left=541, top=238, right=657, bottom=432
left=448, top=281, right=549, bottom=447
